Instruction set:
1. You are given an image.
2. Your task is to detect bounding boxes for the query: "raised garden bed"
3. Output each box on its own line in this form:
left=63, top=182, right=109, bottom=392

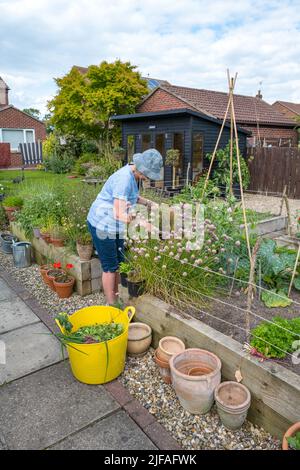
left=10, top=222, right=101, bottom=296
left=120, top=287, right=300, bottom=440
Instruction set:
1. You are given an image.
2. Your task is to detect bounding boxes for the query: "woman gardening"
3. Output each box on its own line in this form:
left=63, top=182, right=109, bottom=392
left=87, top=148, right=163, bottom=305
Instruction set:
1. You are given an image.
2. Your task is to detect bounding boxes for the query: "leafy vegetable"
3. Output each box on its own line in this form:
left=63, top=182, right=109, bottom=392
left=261, top=290, right=292, bottom=308
left=250, top=316, right=300, bottom=358
left=286, top=431, right=300, bottom=450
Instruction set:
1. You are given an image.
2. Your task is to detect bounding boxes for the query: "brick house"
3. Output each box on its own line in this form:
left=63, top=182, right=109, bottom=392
left=137, top=85, right=298, bottom=147
left=0, top=77, right=46, bottom=167
left=272, top=100, right=300, bottom=121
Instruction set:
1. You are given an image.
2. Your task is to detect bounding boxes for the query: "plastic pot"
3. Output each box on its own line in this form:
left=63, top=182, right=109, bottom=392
left=0, top=233, right=18, bottom=254
left=157, top=336, right=185, bottom=363
left=127, top=322, right=152, bottom=356
left=282, top=422, right=300, bottom=450
left=170, top=348, right=221, bottom=414
left=127, top=279, right=145, bottom=297
left=120, top=272, right=128, bottom=288
left=53, top=277, right=75, bottom=298
left=76, top=242, right=93, bottom=261
left=154, top=349, right=172, bottom=384
left=214, top=381, right=251, bottom=430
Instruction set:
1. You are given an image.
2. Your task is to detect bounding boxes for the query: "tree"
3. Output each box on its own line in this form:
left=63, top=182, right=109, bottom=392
left=48, top=60, right=148, bottom=152
left=22, top=108, right=41, bottom=119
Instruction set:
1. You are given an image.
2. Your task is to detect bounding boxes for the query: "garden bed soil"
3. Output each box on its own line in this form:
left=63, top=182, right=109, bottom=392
left=181, top=290, right=300, bottom=375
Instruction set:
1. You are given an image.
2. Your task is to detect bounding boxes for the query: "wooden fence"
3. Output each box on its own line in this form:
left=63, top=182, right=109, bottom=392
left=247, top=147, right=300, bottom=199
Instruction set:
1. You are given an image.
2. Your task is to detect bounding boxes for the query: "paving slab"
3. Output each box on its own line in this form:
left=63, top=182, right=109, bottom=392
left=49, top=410, right=157, bottom=450
left=0, top=279, right=16, bottom=301
left=0, top=322, right=62, bottom=385
left=0, top=361, right=120, bottom=450
left=0, top=297, right=40, bottom=334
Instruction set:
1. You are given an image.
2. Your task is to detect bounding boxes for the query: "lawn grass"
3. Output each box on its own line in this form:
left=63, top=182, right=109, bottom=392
left=0, top=169, right=99, bottom=197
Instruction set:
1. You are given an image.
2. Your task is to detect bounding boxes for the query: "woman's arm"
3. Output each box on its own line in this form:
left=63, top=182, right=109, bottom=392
left=113, top=199, right=133, bottom=224
left=137, top=196, right=158, bottom=209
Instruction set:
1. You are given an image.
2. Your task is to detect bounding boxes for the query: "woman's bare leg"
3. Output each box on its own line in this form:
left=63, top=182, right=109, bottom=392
left=102, top=272, right=117, bottom=305
left=114, top=272, right=120, bottom=298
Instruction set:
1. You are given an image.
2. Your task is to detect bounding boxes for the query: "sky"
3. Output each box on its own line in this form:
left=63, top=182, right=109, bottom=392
left=0, top=0, right=299, bottom=115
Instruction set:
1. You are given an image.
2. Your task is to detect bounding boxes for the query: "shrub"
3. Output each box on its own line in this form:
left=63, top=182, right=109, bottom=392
left=44, top=153, right=74, bottom=174
left=73, top=153, right=99, bottom=175
left=3, top=195, right=23, bottom=208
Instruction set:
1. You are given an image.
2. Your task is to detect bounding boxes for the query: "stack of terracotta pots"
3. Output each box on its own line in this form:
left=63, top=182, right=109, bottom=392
left=154, top=336, right=185, bottom=384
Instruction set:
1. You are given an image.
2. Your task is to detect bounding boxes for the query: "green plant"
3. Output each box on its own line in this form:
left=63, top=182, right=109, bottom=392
left=286, top=432, right=300, bottom=450
left=165, top=149, right=180, bottom=166
left=76, top=231, right=92, bottom=245
left=207, top=141, right=250, bottom=190
left=73, top=153, right=99, bottom=175
left=50, top=225, right=65, bottom=239
left=44, top=153, right=74, bottom=174
left=3, top=195, right=23, bottom=208
left=119, top=262, right=132, bottom=274
left=250, top=316, right=300, bottom=358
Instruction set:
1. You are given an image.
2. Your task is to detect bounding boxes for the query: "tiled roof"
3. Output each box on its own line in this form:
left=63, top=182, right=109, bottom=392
left=159, top=84, right=296, bottom=126
left=273, top=100, right=300, bottom=116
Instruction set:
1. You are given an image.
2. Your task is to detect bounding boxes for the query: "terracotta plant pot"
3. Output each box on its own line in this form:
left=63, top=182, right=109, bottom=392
left=76, top=242, right=93, bottom=261
left=50, top=237, right=65, bottom=247
left=154, top=349, right=172, bottom=384
left=40, top=232, right=51, bottom=244
left=45, top=268, right=65, bottom=290
left=39, top=264, right=53, bottom=284
left=53, top=276, right=75, bottom=298
left=4, top=206, right=19, bottom=221
left=158, top=336, right=185, bottom=363
left=170, top=348, right=222, bottom=414
left=282, top=422, right=300, bottom=450
left=127, top=322, right=152, bottom=356
left=214, top=381, right=251, bottom=430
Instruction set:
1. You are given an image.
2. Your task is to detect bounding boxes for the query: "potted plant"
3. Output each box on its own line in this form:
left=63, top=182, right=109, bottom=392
left=76, top=232, right=93, bottom=261
left=165, top=149, right=180, bottom=190
left=127, top=269, right=145, bottom=297
left=45, top=262, right=66, bottom=290
left=53, top=264, right=75, bottom=298
left=2, top=195, right=23, bottom=221
left=119, top=261, right=132, bottom=288
left=112, top=146, right=126, bottom=161
left=282, top=422, right=300, bottom=450
left=40, top=218, right=55, bottom=244
left=50, top=225, right=65, bottom=247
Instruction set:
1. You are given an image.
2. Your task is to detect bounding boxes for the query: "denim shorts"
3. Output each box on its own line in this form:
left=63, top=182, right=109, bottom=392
left=87, top=221, right=125, bottom=273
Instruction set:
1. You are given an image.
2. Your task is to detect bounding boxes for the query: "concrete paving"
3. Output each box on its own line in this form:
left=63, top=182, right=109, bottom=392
left=0, top=276, right=162, bottom=450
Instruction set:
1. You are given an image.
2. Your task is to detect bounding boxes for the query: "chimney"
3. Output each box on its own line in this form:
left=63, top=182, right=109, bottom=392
left=256, top=89, right=262, bottom=99
left=0, top=77, right=10, bottom=106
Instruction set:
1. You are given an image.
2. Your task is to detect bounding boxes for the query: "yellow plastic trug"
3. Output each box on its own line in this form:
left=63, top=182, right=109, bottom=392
left=55, top=305, right=135, bottom=385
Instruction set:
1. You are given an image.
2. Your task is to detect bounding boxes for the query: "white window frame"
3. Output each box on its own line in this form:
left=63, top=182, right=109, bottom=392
left=0, top=128, right=36, bottom=151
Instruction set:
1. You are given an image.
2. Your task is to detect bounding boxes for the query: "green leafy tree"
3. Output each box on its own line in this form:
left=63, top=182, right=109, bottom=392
left=48, top=60, right=148, bottom=152
left=22, top=108, right=41, bottom=119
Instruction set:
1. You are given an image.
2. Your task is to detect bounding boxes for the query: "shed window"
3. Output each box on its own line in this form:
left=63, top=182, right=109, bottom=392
left=192, top=132, right=203, bottom=178
left=0, top=129, right=35, bottom=150
left=127, top=135, right=135, bottom=161
left=173, top=132, right=184, bottom=176
left=142, top=134, right=151, bottom=152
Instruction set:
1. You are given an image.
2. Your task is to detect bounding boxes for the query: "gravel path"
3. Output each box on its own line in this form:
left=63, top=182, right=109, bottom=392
left=120, top=350, right=280, bottom=450
left=0, top=250, right=281, bottom=450
left=0, top=251, right=105, bottom=319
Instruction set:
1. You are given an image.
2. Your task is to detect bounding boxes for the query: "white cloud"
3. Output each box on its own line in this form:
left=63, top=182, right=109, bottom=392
left=0, top=0, right=299, bottom=114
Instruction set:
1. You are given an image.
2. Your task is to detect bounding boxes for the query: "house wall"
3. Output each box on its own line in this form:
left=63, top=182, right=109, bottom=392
left=121, top=114, right=247, bottom=184
left=272, top=102, right=299, bottom=121
left=137, top=88, right=197, bottom=114
left=241, top=124, right=298, bottom=146
left=0, top=107, right=46, bottom=167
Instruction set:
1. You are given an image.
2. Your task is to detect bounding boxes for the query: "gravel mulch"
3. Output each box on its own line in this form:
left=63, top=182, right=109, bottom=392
left=0, top=251, right=105, bottom=319
left=120, top=350, right=280, bottom=450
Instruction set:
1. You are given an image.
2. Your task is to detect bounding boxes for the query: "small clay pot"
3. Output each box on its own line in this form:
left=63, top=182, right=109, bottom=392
left=39, top=264, right=53, bottom=283
left=214, top=381, right=251, bottom=430
left=53, top=276, right=75, bottom=298
left=76, top=242, right=93, bottom=261
left=4, top=206, right=19, bottom=221
left=154, top=349, right=171, bottom=384
left=50, top=237, right=65, bottom=247
left=45, top=268, right=65, bottom=290
left=282, top=422, right=300, bottom=450
left=157, top=336, right=185, bottom=363
left=127, top=323, right=152, bottom=356
left=40, top=232, right=51, bottom=243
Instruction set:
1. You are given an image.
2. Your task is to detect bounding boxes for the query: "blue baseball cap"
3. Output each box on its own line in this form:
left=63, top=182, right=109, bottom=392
left=132, top=148, right=163, bottom=181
